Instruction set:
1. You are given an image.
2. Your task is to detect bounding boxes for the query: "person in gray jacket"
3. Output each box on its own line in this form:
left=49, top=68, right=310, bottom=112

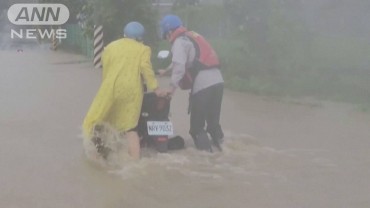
left=158, top=15, right=224, bottom=152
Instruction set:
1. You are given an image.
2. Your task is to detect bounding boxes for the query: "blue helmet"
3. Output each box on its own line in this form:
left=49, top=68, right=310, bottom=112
left=160, top=15, right=183, bottom=39
left=123, top=22, right=145, bottom=41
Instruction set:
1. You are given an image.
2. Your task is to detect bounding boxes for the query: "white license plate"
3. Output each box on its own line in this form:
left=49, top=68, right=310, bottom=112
left=147, top=121, right=174, bottom=136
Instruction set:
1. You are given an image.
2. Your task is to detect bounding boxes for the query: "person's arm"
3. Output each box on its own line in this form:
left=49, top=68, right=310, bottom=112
left=140, top=47, right=159, bottom=91
left=169, top=62, right=186, bottom=93
left=168, top=39, right=189, bottom=94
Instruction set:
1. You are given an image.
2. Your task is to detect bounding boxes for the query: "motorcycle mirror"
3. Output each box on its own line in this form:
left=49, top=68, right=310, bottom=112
left=157, top=50, right=170, bottom=59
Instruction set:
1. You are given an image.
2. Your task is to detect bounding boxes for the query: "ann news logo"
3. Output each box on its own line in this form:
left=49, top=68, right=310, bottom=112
left=7, top=4, right=69, bottom=40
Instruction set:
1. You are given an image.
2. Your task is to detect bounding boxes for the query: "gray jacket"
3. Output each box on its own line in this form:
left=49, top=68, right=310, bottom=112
left=170, top=35, right=224, bottom=94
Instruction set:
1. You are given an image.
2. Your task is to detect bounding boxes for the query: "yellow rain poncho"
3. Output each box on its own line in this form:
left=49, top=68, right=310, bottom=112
left=83, top=38, right=158, bottom=137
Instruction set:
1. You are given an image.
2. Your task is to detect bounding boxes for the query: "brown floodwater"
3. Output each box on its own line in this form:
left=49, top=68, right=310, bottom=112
left=0, top=45, right=369, bottom=208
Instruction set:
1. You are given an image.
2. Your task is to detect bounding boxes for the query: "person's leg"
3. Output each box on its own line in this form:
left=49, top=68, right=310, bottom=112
left=206, top=84, right=224, bottom=145
left=125, top=131, right=141, bottom=160
left=190, top=89, right=212, bottom=151
left=190, top=91, right=208, bottom=138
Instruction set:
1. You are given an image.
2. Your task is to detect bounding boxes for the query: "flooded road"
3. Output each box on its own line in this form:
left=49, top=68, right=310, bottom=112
left=1, top=45, right=370, bottom=208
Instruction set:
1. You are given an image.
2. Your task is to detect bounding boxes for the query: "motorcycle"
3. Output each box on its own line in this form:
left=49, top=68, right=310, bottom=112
left=138, top=92, right=185, bottom=153
left=91, top=92, right=185, bottom=160
left=139, top=50, right=184, bottom=153
left=91, top=50, right=185, bottom=159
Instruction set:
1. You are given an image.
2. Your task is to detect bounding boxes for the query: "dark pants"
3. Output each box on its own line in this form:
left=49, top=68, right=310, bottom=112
left=190, top=83, right=224, bottom=142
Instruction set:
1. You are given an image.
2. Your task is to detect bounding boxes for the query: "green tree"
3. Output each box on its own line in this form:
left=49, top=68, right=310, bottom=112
left=79, top=0, right=159, bottom=48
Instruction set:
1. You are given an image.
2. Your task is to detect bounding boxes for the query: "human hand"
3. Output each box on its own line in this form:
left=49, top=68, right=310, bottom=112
left=165, top=87, right=176, bottom=97
left=154, top=88, right=169, bottom=97
left=157, top=69, right=168, bottom=77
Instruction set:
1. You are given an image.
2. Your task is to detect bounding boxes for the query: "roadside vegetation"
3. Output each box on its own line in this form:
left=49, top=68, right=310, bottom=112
left=174, top=1, right=370, bottom=109
left=24, top=0, right=369, bottom=109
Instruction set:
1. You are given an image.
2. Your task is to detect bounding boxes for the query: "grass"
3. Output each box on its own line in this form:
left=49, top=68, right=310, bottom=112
left=210, top=35, right=370, bottom=108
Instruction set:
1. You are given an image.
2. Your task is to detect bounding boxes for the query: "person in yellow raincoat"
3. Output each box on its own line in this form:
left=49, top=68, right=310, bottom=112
left=83, top=22, right=165, bottom=160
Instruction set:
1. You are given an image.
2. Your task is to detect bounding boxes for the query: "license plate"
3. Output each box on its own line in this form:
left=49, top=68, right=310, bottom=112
left=147, top=121, right=174, bottom=136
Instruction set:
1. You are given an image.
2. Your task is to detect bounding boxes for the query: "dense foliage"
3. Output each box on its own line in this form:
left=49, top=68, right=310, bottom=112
left=78, top=0, right=158, bottom=48
left=174, top=0, right=370, bottom=106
